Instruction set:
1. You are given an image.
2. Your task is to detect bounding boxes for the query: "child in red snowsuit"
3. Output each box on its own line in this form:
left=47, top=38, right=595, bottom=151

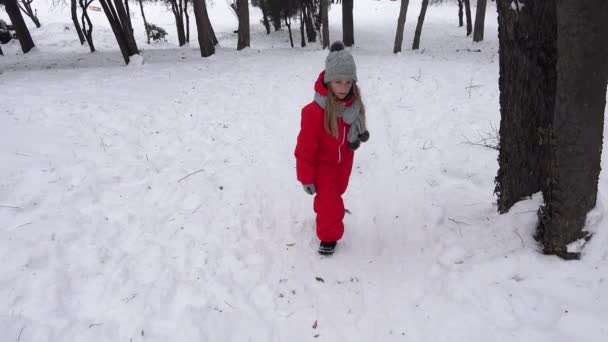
left=295, top=41, right=369, bottom=255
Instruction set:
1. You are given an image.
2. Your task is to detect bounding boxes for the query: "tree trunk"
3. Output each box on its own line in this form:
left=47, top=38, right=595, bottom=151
left=458, top=0, right=463, bottom=27
left=539, top=0, right=608, bottom=259
left=19, top=0, right=41, bottom=28
left=464, top=0, right=472, bottom=36
left=138, top=0, right=150, bottom=44
left=412, top=0, right=429, bottom=50
left=285, top=13, right=294, bottom=48
left=473, top=0, right=486, bottom=42
left=393, top=0, right=409, bottom=54
left=259, top=0, right=270, bottom=34
left=71, top=0, right=86, bottom=44
left=0, top=45, right=3, bottom=56
left=495, top=0, right=557, bottom=213
left=185, top=0, right=190, bottom=43
left=4, top=0, right=35, bottom=53
left=342, top=0, right=353, bottom=46
left=79, top=0, right=95, bottom=52
left=114, top=0, right=138, bottom=53
left=172, top=0, right=187, bottom=46
left=272, top=17, right=281, bottom=31
left=300, top=6, right=306, bottom=47
left=237, top=0, right=249, bottom=50
left=99, top=0, right=139, bottom=64
left=321, top=0, right=329, bottom=49
left=192, top=0, right=214, bottom=56
left=303, top=2, right=316, bottom=43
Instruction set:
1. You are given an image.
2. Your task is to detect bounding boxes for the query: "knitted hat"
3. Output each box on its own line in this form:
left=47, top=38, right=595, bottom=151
left=324, top=41, right=357, bottom=83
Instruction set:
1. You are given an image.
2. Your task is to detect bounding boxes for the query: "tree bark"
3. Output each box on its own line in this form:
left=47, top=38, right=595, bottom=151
left=237, top=0, right=249, bottom=50
left=539, top=0, right=608, bottom=258
left=473, top=0, right=486, bottom=42
left=495, top=0, right=557, bottom=213
left=458, top=0, right=463, bottom=27
left=4, top=0, right=35, bottom=53
left=71, top=0, right=86, bottom=44
left=412, top=0, right=428, bottom=50
left=114, top=0, right=138, bottom=53
left=321, top=0, right=329, bottom=49
left=0, top=45, right=3, bottom=56
left=463, top=0, right=472, bottom=36
left=192, top=0, right=214, bottom=56
left=342, top=0, right=353, bottom=46
left=393, top=0, right=409, bottom=53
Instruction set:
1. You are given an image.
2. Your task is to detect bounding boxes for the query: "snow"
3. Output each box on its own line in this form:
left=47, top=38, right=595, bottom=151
left=1, top=1, right=608, bottom=341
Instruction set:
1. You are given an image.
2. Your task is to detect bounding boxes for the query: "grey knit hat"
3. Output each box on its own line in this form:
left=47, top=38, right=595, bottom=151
left=324, top=41, right=357, bottom=83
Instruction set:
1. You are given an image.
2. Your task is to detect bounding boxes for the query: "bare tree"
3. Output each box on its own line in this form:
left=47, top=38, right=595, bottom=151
left=259, top=0, right=270, bottom=34
left=192, top=0, right=214, bottom=56
left=71, top=0, right=86, bottom=44
left=137, top=0, right=151, bottom=44
left=98, top=0, right=139, bottom=64
left=412, top=0, right=429, bottom=50
left=458, top=0, right=463, bottom=27
left=342, top=0, right=353, bottom=46
left=284, top=10, right=293, bottom=47
left=393, top=0, right=410, bottom=53
left=299, top=3, right=305, bottom=47
left=79, top=0, right=95, bottom=51
left=18, top=0, right=40, bottom=27
left=472, top=0, right=486, bottom=42
left=237, top=0, right=249, bottom=50
left=166, top=0, right=188, bottom=46
left=4, top=0, right=35, bottom=53
left=321, top=0, right=329, bottom=48
left=463, top=0, right=472, bottom=35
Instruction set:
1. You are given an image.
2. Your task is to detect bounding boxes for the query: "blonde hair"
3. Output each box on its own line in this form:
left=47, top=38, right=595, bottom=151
left=324, top=83, right=366, bottom=137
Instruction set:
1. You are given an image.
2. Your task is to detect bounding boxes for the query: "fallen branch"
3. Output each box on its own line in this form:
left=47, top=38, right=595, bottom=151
left=177, top=169, right=205, bottom=183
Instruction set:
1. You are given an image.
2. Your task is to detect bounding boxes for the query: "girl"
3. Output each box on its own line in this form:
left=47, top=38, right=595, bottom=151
left=295, top=41, right=369, bottom=256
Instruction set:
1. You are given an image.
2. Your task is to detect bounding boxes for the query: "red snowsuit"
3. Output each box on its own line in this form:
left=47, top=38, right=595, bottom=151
left=295, top=71, right=355, bottom=242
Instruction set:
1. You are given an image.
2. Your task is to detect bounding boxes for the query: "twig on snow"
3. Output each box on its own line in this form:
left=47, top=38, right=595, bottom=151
left=177, top=169, right=205, bottom=183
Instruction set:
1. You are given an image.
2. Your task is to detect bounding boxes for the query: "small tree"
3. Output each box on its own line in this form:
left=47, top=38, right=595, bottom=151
left=78, top=0, right=95, bottom=51
left=412, top=0, right=429, bottom=50
left=393, top=0, right=410, bottom=53
left=70, top=0, right=86, bottom=44
left=18, top=0, right=40, bottom=27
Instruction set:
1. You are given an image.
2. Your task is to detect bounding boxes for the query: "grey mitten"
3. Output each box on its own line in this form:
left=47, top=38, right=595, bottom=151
left=303, top=184, right=316, bottom=195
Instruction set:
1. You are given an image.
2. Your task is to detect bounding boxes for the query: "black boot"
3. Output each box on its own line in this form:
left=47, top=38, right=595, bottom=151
left=318, top=241, right=337, bottom=255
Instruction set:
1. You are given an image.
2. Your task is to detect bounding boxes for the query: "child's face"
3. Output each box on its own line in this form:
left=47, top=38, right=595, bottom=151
left=330, top=79, right=353, bottom=100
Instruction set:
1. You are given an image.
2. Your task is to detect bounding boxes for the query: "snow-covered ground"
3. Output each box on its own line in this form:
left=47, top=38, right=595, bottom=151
left=1, top=1, right=607, bottom=341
